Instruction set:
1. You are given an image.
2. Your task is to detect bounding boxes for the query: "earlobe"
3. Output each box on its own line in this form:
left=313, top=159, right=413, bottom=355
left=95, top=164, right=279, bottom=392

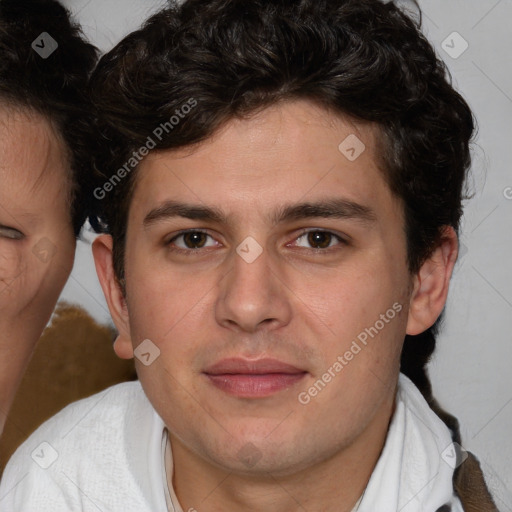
left=113, top=334, right=134, bottom=360
left=92, top=234, right=134, bottom=359
left=406, top=226, right=458, bottom=336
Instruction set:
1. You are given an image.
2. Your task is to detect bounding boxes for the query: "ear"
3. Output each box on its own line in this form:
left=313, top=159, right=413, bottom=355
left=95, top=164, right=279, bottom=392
left=92, top=234, right=134, bottom=360
left=406, top=226, right=458, bottom=336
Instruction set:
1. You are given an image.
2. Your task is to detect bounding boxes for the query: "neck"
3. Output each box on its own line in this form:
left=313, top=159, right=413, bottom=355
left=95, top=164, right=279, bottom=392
left=168, top=393, right=395, bottom=512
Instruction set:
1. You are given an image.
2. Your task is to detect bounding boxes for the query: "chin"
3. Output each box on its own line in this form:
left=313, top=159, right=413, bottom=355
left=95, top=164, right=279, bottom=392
left=203, top=429, right=316, bottom=477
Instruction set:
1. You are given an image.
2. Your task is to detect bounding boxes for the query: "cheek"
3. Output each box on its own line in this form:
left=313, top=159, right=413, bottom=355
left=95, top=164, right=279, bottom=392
left=36, top=211, right=76, bottom=278
left=126, top=257, right=212, bottom=345
left=31, top=204, right=76, bottom=290
left=47, top=237, right=75, bottom=290
left=292, top=262, right=409, bottom=382
left=0, top=237, right=73, bottom=321
left=291, top=262, right=398, bottom=334
left=0, top=241, right=24, bottom=284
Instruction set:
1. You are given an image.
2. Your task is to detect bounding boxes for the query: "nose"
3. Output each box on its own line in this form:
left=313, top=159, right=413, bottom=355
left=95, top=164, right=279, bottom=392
left=215, top=242, right=292, bottom=333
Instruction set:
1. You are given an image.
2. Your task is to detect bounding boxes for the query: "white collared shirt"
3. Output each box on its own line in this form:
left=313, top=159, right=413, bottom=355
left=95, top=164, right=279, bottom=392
left=0, top=376, right=462, bottom=511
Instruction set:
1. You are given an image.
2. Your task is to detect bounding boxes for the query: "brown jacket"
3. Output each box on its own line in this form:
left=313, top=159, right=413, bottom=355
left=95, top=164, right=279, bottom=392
left=454, top=452, right=498, bottom=511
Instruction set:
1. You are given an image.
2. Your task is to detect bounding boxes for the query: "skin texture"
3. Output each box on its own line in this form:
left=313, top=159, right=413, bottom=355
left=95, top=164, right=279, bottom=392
left=0, top=107, right=75, bottom=434
left=94, top=100, right=458, bottom=512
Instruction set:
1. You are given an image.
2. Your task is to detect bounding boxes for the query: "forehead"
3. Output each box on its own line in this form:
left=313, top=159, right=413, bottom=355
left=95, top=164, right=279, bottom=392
left=0, top=105, right=69, bottom=192
left=132, top=100, right=394, bottom=218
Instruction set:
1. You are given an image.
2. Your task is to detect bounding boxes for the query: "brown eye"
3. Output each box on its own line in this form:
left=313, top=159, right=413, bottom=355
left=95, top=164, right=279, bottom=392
left=307, top=231, right=333, bottom=249
left=291, top=230, right=348, bottom=251
left=182, top=231, right=208, bottom=248
left=167, top=230, right=217, bottom=251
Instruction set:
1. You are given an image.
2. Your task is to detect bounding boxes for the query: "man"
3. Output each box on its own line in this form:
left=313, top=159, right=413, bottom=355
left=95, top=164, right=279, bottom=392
left=0, top=0, right=497, bottom=510
left=0, top=0, right=96, bottom=434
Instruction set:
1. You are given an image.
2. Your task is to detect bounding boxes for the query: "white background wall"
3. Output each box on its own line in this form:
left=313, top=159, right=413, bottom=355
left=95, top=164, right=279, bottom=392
left=58, top=0, right=512, bottom=505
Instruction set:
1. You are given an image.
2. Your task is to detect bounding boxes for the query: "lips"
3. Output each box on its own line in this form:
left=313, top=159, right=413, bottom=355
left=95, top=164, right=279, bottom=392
left=203, top=358, right=307, bottom=398
left=205, top=358, right=305, bottom=375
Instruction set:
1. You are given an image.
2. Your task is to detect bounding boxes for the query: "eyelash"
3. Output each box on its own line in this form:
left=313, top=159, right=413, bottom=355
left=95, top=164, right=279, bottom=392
left=0, top=226, right=25, bottom=241
left=165, top=228, right=348, bottom=254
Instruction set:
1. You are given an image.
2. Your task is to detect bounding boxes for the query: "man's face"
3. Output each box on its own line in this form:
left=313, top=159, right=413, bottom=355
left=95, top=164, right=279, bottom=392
left=112, top=100, right=416, bottom=475
left=0, top=107, right=75, bottom=323
left=0, top=106, right=75, bottom=426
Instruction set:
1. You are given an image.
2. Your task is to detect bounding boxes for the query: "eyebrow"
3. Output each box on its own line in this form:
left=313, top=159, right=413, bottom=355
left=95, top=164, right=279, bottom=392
left=143, top=198, right=376, bottom=228
left=0, top=206, right=40, bottom=230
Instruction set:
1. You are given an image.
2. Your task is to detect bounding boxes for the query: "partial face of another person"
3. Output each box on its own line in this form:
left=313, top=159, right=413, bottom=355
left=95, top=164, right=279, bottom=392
left=0, top=106, right=75, bottom=426
left=95, top=100, right=454, bottom=477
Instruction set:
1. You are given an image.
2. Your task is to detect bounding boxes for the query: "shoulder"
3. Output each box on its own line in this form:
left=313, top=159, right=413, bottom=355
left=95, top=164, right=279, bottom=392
left=11, top=380, right=149, bottom=449
left=0, top=381, right=166, bottom=512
